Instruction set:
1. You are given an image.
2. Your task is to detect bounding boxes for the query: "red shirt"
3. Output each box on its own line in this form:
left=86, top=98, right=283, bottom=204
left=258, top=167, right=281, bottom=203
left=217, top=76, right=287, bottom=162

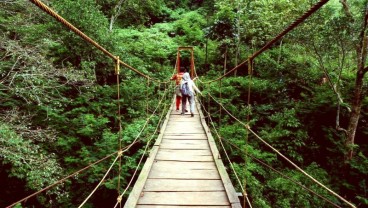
left=171, top=72, right=184, bottom=85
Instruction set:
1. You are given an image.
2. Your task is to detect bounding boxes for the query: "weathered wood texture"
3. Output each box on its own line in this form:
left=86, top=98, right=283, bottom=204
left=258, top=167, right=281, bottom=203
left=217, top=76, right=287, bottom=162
left=124, top=98, right=241, bottom=208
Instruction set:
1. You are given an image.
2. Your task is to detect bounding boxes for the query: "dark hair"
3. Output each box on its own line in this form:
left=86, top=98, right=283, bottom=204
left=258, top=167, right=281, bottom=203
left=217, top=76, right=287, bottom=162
left=179, top=67, right=186, bottom=72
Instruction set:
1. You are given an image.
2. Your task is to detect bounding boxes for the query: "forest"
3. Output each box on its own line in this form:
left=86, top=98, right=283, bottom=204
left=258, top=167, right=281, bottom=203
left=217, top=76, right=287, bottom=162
left=0, top=0, right=367, bottom=207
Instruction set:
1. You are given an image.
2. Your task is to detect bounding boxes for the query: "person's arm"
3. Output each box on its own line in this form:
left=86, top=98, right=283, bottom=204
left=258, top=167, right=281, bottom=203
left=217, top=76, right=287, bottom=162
left=170, top=74, right=177, bottom=80
left=192, top=82, right=202, bottom=95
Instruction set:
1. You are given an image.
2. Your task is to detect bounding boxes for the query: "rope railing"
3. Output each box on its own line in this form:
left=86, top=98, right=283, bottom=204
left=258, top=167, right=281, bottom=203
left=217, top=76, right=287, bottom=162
left=6, top=85, right=172, bottom=208
left=219, top=129, right=342, bottom=208
left=28, top=0, right=170, bottom=84
left=78, top=153, right=122, bottom=208
left=204, top=92, right=356, bottom=208
left=113, top=91, right=170, bottom=208
left=6, top=151, right=118, bottom=208
left=200, top=91, right=341, bottom=208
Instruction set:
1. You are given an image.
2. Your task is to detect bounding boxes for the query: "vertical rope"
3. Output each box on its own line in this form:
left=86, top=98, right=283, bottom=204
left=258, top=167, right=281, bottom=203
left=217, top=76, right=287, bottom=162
left=243, top=57, right=253, bottom=208
left=219, top=80, right=222, bottom=127
left=165, top=83, right=167, bottom=103
left=190, top=49, right=195, bottom=78
left=115, top=56, right=123, bottom=207
left=207, top=83, right=211, bottom=125
left=146, top=78, right=150, bottom=118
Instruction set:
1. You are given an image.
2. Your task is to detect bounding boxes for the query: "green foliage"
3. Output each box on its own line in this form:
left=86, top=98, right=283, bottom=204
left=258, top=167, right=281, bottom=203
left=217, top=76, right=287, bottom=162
left=2, top=0, right=368, bottom=207
left=0, top=122, right=67, bottom=207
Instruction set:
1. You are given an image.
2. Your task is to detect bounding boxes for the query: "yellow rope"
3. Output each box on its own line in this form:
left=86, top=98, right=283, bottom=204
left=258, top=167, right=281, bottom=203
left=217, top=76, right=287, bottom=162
left=219, top=80, right=222, bottom=127
left=243, top=57, right=253, bottom=207
left=115, top=57, right=123, bottom=205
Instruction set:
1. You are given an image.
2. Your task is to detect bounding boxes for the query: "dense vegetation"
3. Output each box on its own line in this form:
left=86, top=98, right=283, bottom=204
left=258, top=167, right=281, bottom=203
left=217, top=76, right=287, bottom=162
left=1, top=0, right=367, bottom=207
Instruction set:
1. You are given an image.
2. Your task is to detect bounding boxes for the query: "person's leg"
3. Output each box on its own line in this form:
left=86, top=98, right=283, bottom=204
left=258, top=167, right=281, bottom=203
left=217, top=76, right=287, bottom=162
left=176, top=95, right=181, bottom=110
left=181, top=96, right=187, bottom=114
left=189, top=95, right=195, bottom=117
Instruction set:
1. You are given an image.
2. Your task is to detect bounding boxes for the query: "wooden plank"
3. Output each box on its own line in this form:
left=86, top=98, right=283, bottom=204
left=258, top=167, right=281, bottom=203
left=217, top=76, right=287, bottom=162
left=159, top=139, right=209, bottom=149
left=149, top=169, right=220, bottom=179
left=157, top=149, right=212, bottom=154
left=165, top=124, right=203, bottom=128
left=156, top=154, right=213, bottom=162
left=156, top=149, right=213, bottom=162
left=162, top=134, right=207, bottom=140
left=150, top=161, right=217, bottom=170
left=148, top=161, right=219, bottom=179
left=137, top=206, right=230, bottom=208
left=156, top=149, right=212, bottom=161
left=160, top=139, right=208, bottom=145
left=196, top=97, right=242, bottom=208
left=164, top=129, right=204, bottom=134
left=137, top=192, right=230, bottom=206
left=143, top=179, right=225, bottom=191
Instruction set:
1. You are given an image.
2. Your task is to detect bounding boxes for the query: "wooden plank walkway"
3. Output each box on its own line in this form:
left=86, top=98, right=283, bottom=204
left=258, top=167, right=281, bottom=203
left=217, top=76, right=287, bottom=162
left=124, top=97, right=241, bottom=208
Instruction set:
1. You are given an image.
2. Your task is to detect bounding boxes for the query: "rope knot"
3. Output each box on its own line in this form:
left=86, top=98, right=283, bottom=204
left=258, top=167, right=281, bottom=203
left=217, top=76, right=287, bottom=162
left=115, top=56, right=120, bottom=75
left=118, top=150, right=123, bottom=157
left=117, top=195, right=122, bottom=203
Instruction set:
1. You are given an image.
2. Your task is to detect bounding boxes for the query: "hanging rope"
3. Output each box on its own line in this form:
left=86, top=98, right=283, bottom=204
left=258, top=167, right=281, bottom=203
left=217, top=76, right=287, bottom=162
left=243, top=57, right=253, bottom=207
left=115, top=57, right=123, bottom=207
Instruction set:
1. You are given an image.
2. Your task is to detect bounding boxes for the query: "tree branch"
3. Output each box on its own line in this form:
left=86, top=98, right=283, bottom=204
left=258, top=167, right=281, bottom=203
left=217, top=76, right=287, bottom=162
left=339, top=0, right=354, bottom=19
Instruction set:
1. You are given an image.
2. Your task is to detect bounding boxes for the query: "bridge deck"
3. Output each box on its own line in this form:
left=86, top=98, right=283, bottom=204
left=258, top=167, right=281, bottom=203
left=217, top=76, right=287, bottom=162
left=124, top=97, right=241, bottom=208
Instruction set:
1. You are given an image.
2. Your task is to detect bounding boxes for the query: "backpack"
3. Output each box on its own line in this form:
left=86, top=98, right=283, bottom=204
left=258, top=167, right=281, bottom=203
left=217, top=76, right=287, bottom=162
left=180, top=82, right=190, bottom=96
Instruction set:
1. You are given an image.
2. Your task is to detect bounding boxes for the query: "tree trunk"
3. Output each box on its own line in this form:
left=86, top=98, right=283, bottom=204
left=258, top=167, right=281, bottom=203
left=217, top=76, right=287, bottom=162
left=223, top=44, right=227, bottom=75
left=342, top=1, right=368, bottom=160
left=109, top=0, right=125, bottom=32
left=346, top=70, right=366, bottom=159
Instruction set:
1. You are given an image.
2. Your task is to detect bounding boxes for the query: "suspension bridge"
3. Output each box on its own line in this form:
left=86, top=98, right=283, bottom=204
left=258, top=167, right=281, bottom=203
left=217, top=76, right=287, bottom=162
left=124, top=98, right=241, bottom=207
left=6, top=0, right=357, bottom=208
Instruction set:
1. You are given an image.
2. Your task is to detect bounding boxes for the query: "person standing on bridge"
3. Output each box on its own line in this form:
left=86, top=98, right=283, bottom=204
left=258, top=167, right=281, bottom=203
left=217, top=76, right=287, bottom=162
left=180, top=72, right=202, bottom=117
left=171, top=67, right=186, bottom=112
